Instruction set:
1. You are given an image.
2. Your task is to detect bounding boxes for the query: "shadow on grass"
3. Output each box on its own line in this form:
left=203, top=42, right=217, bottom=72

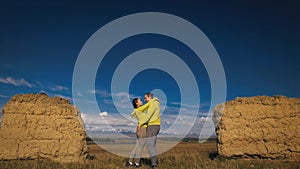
left=208, top=151, right=218, bottom=160
left=140, top=158, right=152, bottom=166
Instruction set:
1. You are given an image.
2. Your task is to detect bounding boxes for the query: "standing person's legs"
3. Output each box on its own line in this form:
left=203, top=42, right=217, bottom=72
left=128, top=138, right=138, bottom=166
left=146, top=125, right=160, bottom=167
left=134, top=127, right=147, bottom=164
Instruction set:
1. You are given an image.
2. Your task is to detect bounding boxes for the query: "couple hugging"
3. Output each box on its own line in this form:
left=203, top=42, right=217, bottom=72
left=127, top=92, right=160, bottom=169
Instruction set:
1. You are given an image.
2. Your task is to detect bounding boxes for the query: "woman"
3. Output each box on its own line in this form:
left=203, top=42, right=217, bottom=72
left=127, top=97, right=158, bottom=167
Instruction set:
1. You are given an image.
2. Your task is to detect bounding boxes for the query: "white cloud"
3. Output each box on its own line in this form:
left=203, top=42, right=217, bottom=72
left=39, top=90, right=48, bottom=95
left=170, top=102, right=181, bottom=106
left=80, top=110, right=215, bottom=137
left=111, top=92, right=134, bottom=111
left=198, top=116, right=211, bottom=122
left=0, top=94, right=9, bottom=98
left=89, top=89, right=111, bottom=98
left=54, top=94, right=71, bottom=101
left=74, top=91, right=136, bottom=118
left=112, top=92, right=132, bottom=98
left=99, top=111, right=109, bottom=117
left=128, top=122, right=135, bottom=126
left=170, top=102, right=208, bottom=109
left=50, top=85, right=69, bottom=91
left=81, top=112, right=136, bottom=133
left=163, top=106, right=198, bottom=117
left=81, top=113, right=104, bottom=125
left=0, top=77, right=33, bottom=88
left=78, top=91, right=215, bottom=136
left=103, top=99, right=113, bottom=104
left=77, top=92, right=83, bottom=97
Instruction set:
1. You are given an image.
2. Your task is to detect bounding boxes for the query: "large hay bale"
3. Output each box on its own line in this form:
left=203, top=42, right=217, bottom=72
left=214, top=95, right=300, bottom=159
left=0, top=93, right=89, bottom=163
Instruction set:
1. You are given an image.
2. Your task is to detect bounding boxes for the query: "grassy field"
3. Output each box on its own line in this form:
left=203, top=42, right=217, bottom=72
left=0, top=141, right=299, bottom=169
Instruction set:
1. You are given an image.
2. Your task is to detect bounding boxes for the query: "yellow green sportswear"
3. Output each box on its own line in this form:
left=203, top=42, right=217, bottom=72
left=131, top=98, right=160, bottom=127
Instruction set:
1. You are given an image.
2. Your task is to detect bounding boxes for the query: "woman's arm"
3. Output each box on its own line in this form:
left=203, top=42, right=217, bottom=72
left=135, top=102, right=150, bottom=112
left=135, top=97, right=159, bottom=113
left=131, top=110, right=137, bottom=118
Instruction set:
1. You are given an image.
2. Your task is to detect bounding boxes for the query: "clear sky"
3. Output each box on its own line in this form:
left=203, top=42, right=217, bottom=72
left=0, top=1, right=299, bottom=135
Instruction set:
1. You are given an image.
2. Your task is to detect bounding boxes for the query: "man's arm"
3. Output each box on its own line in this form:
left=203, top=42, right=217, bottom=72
left=138, top=100, right=159, bottom=125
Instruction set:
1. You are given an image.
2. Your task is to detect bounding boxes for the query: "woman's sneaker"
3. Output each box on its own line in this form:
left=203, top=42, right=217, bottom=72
left=125, top=161, right=133, bottom=167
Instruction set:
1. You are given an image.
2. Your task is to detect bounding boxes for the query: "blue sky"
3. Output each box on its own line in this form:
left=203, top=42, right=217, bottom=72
left=0, top=1, right=299, bottom=135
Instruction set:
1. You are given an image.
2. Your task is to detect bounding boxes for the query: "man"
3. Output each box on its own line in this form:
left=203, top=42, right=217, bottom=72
left=140, top=92, right=160, bottom=169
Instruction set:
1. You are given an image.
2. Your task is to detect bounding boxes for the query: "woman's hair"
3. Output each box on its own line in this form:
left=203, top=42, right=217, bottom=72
left=132, top=97, right=140, bottom=108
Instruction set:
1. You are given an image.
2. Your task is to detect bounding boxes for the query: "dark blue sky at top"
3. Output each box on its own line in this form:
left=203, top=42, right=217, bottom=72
left=0, top=1, right=299, bottom=114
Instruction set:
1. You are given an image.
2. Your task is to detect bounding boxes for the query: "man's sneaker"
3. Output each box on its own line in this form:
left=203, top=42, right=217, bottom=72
left=151, top=165, right=157, bottom=169
left=134, top=162, right=140, bottom=168
left=125, top=161, right=133, bottom=167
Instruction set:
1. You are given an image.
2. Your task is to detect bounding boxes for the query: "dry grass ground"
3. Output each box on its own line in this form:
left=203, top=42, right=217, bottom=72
left=0, top=141, right=299, bottom=169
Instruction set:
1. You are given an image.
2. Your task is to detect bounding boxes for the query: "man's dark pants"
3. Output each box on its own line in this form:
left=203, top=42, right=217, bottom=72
left=146, top=125, right=160, bottom=166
